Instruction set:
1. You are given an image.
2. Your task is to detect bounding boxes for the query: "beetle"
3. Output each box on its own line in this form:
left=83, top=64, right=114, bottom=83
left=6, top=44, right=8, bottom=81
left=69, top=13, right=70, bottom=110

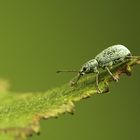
left=57, top=44, right=132, bottom=93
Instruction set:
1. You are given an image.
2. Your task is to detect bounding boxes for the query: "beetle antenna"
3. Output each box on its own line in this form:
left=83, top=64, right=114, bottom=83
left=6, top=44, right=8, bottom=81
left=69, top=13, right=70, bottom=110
left=56, top=70, right=79, bottom=73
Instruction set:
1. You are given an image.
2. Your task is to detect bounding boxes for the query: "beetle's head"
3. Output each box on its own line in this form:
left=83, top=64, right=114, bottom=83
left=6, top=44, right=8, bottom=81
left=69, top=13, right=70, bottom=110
left=79, top=59, right=98, bottom=75
left=79, top=64, right=89, bottom=75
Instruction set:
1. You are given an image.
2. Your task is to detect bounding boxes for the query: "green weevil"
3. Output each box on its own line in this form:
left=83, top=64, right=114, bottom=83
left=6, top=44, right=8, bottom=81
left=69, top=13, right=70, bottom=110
left=57, top=44, right=133, bottom=93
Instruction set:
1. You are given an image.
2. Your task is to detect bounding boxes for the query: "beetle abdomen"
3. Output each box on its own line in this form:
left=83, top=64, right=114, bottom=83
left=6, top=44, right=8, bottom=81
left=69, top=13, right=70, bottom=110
left=95, top=45, right=132, bottom=67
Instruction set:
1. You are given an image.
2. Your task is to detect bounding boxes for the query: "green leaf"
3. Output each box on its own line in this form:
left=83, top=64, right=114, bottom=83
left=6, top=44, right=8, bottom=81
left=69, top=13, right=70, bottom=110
left=0, top=57, right=140, bottom=140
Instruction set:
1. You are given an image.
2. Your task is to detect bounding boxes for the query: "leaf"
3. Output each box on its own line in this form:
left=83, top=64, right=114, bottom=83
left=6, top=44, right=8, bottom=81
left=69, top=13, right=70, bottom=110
left=0, top=57, right=140, bottom=140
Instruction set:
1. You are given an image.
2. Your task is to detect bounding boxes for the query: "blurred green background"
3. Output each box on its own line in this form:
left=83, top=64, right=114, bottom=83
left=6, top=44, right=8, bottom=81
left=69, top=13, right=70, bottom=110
left=0, top=0, right=139, bottom=140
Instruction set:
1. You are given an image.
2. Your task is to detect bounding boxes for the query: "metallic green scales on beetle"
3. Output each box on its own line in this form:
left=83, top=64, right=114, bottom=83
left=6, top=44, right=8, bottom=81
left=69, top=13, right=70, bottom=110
left=57, top=45, right=132, bottom=93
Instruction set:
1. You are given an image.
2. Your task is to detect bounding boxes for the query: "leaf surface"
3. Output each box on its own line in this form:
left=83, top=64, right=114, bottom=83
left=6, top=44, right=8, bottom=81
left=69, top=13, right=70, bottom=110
left=0, top=57, right=139, bottom=140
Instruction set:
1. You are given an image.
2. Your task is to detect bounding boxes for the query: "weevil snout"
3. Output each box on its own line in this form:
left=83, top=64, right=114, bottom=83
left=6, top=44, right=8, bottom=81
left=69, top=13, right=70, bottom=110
left=79, top=69, right=86, bottom=75
left=80, top=64, right=90, bottom=75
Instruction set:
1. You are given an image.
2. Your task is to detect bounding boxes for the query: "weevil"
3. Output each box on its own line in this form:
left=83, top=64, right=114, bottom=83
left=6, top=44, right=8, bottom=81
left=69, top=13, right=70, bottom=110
left=57, top=45, right=133, bottom=93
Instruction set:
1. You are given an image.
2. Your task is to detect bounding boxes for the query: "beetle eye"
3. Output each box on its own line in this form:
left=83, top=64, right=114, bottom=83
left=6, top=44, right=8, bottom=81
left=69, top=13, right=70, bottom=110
left=83, top=67, right=87, bottom=71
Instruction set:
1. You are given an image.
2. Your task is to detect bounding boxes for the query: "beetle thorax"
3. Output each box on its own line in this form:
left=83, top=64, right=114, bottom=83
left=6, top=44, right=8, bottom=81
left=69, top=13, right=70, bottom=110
left=80, top=59, right=98, bottom=75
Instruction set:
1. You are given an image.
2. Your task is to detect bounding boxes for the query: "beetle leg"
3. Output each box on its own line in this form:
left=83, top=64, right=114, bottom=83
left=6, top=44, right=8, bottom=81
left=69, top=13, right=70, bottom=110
left=105, top=67, right=118, bottom=82
left=70, top=73, right=82, bottom=86
left=104, top=80, right=110, bottom=93
left=95, top=71, right=102, bottom=93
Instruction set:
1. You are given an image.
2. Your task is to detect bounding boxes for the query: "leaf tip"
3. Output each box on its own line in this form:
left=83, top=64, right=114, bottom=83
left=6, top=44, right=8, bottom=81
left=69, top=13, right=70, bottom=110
left=0, top=79, right=11, bottom=92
